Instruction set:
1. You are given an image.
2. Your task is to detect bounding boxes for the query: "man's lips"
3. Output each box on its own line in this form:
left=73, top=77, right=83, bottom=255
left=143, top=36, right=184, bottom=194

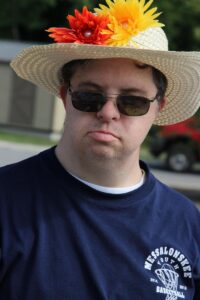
left=87, top=130, right=119, bottom=142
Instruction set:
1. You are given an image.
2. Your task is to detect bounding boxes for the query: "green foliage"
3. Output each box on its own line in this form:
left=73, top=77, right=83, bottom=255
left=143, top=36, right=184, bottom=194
left=157, top=0, right=200, bottom=50
left=0, top=0, right=58, bottom=39
left=0, top=0, right=199, bottom=50
left=0, top=0, right=100, bottom=41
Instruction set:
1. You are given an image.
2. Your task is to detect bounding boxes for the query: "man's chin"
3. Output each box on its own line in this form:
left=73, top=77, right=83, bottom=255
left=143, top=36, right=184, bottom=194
left=87, top=144, right=120, bottom=161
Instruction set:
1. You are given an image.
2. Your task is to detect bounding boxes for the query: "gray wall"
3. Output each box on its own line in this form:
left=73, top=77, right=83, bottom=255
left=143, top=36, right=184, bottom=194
left=0, top=61, right=65, bottom=133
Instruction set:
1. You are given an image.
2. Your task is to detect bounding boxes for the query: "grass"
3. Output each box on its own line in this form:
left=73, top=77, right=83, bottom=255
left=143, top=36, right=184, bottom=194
left=0, top=129, right=57, bottom=146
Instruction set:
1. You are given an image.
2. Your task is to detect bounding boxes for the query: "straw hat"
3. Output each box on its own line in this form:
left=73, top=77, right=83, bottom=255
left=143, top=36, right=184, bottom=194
left=10, top=0, right=200, bottom=125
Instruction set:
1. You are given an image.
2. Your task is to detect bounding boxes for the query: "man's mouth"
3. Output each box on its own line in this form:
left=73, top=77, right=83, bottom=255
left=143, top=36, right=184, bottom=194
left=87, top=130, right=119, bottom=142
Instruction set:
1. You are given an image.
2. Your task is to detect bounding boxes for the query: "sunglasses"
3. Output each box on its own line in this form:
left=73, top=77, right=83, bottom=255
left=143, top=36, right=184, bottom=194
left=68, top=84, right=158, bottom=117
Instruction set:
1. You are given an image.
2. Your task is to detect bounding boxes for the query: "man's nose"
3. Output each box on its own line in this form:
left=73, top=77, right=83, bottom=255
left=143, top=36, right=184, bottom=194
left=96, top=98, right=121, bottom=121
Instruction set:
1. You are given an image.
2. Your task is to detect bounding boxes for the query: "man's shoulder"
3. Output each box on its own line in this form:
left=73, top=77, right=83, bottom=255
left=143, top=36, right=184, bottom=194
left=0, top=153, right=39, bottom=176
left=154, top=176, right=200, bottom=219
left=142, top=161, right=195, bottom=204
left=0, top=147, right=53, bottom=183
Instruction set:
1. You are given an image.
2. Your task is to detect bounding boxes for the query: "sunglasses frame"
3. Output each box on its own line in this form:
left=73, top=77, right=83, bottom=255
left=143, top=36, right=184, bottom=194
left=67, top=82, right=158, bottom=116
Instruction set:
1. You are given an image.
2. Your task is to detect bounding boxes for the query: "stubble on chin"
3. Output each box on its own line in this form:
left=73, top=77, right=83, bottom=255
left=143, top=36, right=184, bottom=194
left=79, top=139, right=126, bottom=170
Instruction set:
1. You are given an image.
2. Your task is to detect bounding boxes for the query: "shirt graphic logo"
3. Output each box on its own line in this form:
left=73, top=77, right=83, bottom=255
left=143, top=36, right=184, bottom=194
left=155, top=264, right=179, bottom=300
left=144, top=246, right=192, bottom=300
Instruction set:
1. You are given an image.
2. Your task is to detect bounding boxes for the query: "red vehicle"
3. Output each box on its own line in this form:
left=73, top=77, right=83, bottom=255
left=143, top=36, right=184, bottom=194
left=150, top=116, right=200, bottom=172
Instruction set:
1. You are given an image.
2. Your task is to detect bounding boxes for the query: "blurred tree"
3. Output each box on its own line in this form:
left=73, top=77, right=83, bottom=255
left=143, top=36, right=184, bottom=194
left=158, top=0, right=200, bottom=50
left=0, top=0, right=199, bottom=50
left=0, top=0, right=99, bottom=41
left=0, top=0, right=58, bottom=40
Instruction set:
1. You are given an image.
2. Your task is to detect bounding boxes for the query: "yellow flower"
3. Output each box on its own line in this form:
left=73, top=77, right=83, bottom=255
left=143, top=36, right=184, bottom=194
left=95, top=0, right=164, bottom=46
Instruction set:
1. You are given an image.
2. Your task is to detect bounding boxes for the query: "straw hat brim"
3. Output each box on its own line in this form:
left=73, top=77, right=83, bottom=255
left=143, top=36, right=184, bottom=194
left=10, top=43, right=200, bottom=125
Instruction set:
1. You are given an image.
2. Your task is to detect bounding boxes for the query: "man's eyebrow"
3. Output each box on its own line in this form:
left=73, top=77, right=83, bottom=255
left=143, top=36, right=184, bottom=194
left=120, top=87, right=148, bottom=95
left=75, top=81, right=147, bottom=95
left=76, top=82, right=102, bottom=90
left=134, top=62, right=150, bottom=69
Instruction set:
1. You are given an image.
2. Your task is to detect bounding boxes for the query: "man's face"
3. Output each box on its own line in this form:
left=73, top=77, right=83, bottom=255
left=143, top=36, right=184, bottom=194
left=60, top=58, right=162, bottom=166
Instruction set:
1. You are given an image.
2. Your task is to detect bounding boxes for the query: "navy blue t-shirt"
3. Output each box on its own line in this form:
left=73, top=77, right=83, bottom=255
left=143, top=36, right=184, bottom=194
left=0, top=147, right=199, bottom=299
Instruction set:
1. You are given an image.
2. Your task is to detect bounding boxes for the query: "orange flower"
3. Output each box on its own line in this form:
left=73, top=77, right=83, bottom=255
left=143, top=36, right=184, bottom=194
left=46, top=28, right=77, bottom=43
left=47, top=7, right=111, bottom=45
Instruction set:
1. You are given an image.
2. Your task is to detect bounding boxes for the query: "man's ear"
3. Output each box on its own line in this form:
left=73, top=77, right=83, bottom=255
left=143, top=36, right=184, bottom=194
left=159, top=96, right=167, bottom=111
left=59, top=85, right=67, bottom=108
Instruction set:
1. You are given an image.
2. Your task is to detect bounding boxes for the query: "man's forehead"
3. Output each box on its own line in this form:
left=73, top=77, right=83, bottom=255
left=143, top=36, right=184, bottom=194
left=69, top=58, right=156, bottom=95
left=60, top=57, right=155, bottom=90
left=81, top=58, right=150, bottom=68
left=69, top=58, right=152, bottom=80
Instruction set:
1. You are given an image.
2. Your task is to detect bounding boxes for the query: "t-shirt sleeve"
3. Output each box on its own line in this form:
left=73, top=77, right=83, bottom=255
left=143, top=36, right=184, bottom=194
left=194, top=279, right=200, bottom=300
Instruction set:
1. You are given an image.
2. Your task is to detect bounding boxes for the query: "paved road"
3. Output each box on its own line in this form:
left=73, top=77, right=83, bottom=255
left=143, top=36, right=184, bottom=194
left=0, top=140, right=199, bottom=209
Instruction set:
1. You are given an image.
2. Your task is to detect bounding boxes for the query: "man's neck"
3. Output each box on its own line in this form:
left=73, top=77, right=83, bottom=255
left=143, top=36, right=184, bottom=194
left=55, top=144, right=143, bottom=188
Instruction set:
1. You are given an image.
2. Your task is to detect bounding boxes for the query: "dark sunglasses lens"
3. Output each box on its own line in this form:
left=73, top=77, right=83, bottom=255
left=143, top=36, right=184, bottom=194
left=71, top=92, right=105, bottom=112
left=118, top=96, right=150, bottom=116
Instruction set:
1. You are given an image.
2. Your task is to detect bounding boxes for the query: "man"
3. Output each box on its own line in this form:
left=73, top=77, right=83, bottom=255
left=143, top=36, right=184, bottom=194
left=0, top=0, right=200, bottom=299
